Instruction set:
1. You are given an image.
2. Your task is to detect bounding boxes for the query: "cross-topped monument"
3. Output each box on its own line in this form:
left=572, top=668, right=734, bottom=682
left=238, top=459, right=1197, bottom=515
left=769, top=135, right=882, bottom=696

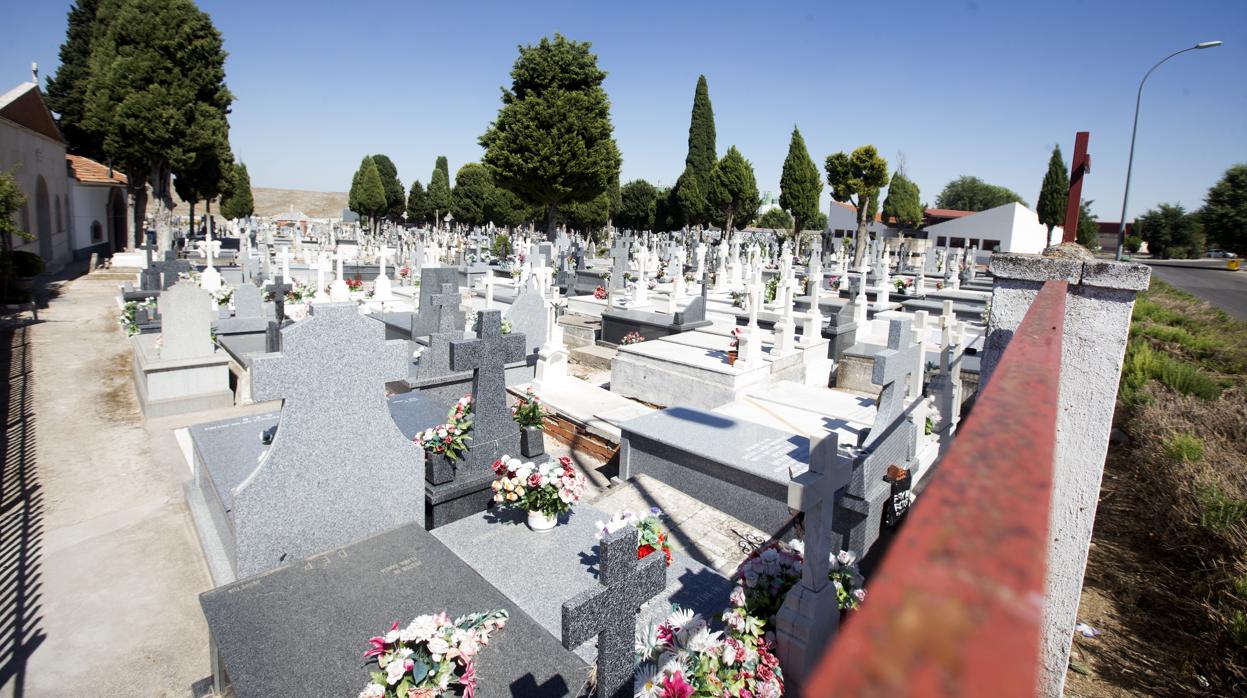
left=561, top=525, right=667, bottom=698
left=450, top=309, right=526, bottom=444
left=232, top=303, right=420, bottom=577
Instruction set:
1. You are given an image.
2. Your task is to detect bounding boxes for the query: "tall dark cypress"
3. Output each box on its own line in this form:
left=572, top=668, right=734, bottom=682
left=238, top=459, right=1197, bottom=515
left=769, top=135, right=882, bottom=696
left=45, top=0, right=103, bottom=159
left=683, top=75, right=716, bottom=225
left=1037, top=145, right=1069, bottom=234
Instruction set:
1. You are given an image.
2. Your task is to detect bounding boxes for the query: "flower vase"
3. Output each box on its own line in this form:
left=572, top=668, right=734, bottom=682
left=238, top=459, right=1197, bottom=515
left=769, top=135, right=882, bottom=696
left=726, top=349, right=738, bottom=366
left=527, top=509, right=558, bottom=533
left=425, top=451, right=456, bottom=486
left=520, top=426, right=545, bottom=458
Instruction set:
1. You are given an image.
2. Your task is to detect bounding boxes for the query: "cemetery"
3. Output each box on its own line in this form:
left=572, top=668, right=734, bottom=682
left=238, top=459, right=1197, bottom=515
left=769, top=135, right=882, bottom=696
left=4, top=3, right=1241, bottom=697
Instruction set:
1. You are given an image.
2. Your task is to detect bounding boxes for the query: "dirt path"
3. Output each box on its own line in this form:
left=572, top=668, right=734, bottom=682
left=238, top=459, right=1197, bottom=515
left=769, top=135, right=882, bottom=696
left=0, top=272, right=212, bottom=697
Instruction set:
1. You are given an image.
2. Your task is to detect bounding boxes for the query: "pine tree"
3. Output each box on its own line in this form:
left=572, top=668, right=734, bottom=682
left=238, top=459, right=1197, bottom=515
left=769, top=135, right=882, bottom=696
left=452, top=163, right=493, bottom=227
left=435, top=156, right=449, bottom=183
left=480, top=34, right=620, bottom=240
left=83, top=0, right=232, bottom=249
left=881, top=171, right=922, bottom=230
left=683, top=74, right=716, bottom=226
left=1037, top=145, right=1069, bottom=234
left=1200, top=164, right=1247, bottom=257
left=707, top=146, right=760, bottom=232
left=348, top=156, right=371, bottom=218
left=45, top=0, right=102, bottom=159
left=1076, top=199, right=1100, bottom=250
left=406, top=180, right=427, bottom=224
left=371, top=154, right=405, bottom=221
left=357, top=157, right=387, bottom=233
left=825, top=145, right=889, bottom=265
left=219, top=161, right=254, bottom=220
left=618, top=180, right=658, bottom=231
left=935, top=176, right=1026, bottom=211
left=778, top=126, right=823, bottom=243
left=675, top=164, right=706, bottom=230
left=756, top=208, right=793, bottom=231
left=426, top=160, right=452, bottom=228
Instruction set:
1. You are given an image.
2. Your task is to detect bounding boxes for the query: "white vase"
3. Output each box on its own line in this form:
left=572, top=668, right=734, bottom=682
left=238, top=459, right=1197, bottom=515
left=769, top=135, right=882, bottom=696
left=527, top=510, right=558, bottom=533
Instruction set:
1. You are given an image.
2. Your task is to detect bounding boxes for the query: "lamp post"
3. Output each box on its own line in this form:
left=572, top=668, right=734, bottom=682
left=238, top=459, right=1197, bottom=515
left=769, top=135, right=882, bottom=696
left=1115, top=40, right=1222, bottom=260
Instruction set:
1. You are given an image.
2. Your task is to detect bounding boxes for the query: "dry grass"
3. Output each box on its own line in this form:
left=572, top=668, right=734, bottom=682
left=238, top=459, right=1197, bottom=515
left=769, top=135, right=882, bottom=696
left=1068, top=280, right=1247, bottom=696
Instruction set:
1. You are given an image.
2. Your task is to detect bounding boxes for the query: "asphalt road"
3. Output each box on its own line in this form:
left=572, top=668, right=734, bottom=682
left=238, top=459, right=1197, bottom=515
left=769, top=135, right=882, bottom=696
left=1139, top=259, right=1247, bottom=320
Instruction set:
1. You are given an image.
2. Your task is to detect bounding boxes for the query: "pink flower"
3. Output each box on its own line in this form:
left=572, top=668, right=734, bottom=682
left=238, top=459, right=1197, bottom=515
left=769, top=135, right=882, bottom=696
left=660, top=672, right=695, bottom=698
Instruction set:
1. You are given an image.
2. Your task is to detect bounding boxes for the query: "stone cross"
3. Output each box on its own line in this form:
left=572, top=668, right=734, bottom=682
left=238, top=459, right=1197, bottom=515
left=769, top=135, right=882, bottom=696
left=269, top=275, right=293, bottom=325
left=777, top=434, right=850, bottom=685
left=312, top=253, right=331, bottom=302
left=608, top=236, right=630, bottom=291
left=863, top=317, right=920, bottom=450
left=430, top=283, right=462, bottom=335
left=449, top=309, right=526, bottom=444
left=378, top=244, right=393, bottom=278
left=909, top=311, right=928, bottom=400
left=562, top=525, right=666, bottom=698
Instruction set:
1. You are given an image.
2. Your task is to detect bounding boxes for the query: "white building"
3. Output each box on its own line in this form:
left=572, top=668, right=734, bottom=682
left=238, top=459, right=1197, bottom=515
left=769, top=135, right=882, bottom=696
left=66, top=154, right=129, bottom=260
left=0, top=79, right=72, bottom=268
left=923, top=202, right=1052, bottom=255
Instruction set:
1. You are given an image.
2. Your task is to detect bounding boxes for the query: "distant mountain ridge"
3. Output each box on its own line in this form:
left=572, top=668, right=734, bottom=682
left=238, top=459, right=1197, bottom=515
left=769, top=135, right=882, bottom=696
left=171, top=187, right=349, bottom=219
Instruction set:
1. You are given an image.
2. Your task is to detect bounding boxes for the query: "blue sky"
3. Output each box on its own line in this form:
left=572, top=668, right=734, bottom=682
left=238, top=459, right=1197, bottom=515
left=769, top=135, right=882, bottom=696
left=4, top=0, right=1244, bottom=220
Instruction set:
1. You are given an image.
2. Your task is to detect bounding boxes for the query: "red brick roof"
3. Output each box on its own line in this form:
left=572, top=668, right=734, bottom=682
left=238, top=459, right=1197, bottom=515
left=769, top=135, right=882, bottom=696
left=66, top=154, right=128, bottom=186
left=834, top=200, right=883, bottom=222
left=924, top=208, right=974, bottom=219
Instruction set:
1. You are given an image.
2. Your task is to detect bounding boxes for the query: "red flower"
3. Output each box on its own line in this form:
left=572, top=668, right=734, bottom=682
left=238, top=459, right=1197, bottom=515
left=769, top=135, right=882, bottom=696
left=559, top=455, right=572, bottom=467
left=660, top=672, right=695, bottom=698
left=491, top=459, right=506, bottom=475
left=528, top=473, right=541, bottom=488
left=638, top=544, right=655, bottom=560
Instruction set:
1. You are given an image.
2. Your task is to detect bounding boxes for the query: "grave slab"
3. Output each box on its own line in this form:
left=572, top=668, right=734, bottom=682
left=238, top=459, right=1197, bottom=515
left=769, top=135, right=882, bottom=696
left=200, top=522, right=590, bottom=698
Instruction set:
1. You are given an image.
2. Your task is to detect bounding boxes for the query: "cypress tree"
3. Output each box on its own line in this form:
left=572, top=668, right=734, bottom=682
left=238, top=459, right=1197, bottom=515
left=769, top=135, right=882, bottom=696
left=436, top=156, right=449, bottom=183
left=1037, top=144, right=1069, bottom=235
left=707, top=146, right=761, bottom=232
left=371, top=154, right=405, bottom=221
left=684, top=74, right=716, bottom=225
left=426, top=159, right=452, bottom=228
left=406, top=179, right=427, bottom=224
left=219, top=162, right=254, bottom=220
left=675, top=164, right=706, bottom=230
left=778, top=126, right=822, bottom=242
left=452, top=163, right=493, bottom=227
left=881, top=171, right=923, bottom=230
left=45, top=0, right=103, bottom=159
left=618, top=180, right=658, bottom=231
left=357, top=157, right=387, bottom=233
left=348, top=156, right=371, bottom=217
left=480, top=34, right=620, bottom=240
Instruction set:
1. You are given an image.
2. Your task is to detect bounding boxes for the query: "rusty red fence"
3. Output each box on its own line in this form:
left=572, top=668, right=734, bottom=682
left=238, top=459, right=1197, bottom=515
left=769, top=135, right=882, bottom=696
left=804, top=280, right=1068, bottom=697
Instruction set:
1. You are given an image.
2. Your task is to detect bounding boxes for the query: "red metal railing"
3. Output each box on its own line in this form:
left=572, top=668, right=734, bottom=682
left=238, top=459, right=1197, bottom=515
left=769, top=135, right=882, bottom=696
left=804, top=280, right=1068, bottom=697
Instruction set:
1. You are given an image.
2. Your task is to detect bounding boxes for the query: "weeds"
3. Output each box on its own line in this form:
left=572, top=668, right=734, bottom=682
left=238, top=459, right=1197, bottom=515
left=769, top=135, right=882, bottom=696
left=1165, top=433, right=1204, bottom=463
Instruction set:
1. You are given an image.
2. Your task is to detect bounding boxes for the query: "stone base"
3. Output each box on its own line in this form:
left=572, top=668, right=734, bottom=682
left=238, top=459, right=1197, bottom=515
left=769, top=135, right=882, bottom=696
left=131, top=335, right=233, bottom=418
left=610, top=339, right=773, bottom=410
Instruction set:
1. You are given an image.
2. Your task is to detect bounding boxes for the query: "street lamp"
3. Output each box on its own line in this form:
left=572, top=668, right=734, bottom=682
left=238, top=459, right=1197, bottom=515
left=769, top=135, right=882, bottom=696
left=1115, top=40, right=1222, bottom=261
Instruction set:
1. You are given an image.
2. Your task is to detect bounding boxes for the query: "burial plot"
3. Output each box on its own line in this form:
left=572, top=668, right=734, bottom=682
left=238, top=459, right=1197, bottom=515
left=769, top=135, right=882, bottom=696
left=599, top=286, right=711, bottom=346
left=200, top=522, right=590, bottom=698
left=130, top=281, right=232, bottom=417
left=188, top=302, right=430, bottom=580
left=406, top=283, right=469, bottom=400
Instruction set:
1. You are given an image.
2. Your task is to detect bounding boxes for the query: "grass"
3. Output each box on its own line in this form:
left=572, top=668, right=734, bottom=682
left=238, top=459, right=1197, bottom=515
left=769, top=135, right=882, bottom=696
left=1070, top=278, right=1247, bottom=695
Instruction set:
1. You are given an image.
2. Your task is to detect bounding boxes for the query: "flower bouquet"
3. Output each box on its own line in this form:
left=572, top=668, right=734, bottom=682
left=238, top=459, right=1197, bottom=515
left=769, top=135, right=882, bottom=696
left=593, top=286, right=608, bottom=300
left=398, top=265, right=411, bottom=280
left=415, top=396, right=474, bottom=462
left=683, top=272, right=695, bottom=283
left=893, top=277, right=913, bottom=294
left=358, top=609, right=508, bottom=698
left=346, top=277, right=364, bottom=292
left=596, top=508, right=673, bottom=566
left=490, top=455, right=586, bottom=532
left=729, top=289, right=746, bottom=309
left=510, top=267, right=521, bottom=280
left=620, top=331, right=644, bottom=346
left=827, top=275, right=841, bottom=291
left=212, top=286, right=233, bottom=307
left=727, top=327, right=742, bottom=366
left=634, top=607, right=783, bottom=698
left=511, top=389, right=547, bottom=457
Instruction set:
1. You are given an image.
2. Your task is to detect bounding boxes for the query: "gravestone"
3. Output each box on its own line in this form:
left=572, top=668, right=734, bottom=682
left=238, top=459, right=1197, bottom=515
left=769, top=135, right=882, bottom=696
left=217, top=283, right=268, bottom=335
left=409, top=283, right=467, bottom=389
left=504, top=280, right=547, bottom=357
left=410, top=267, right=461, bottom=337
left=221, top=303, right=421, bottom=577
left=200, top=522, right=589, bottom=698
left=158, top=282, right=214, bottom=360
left=608, top=235, right=630, bottom=291
left=833, top=317, right=920, bottom=557
left=562, top=525, right=666, bottom=698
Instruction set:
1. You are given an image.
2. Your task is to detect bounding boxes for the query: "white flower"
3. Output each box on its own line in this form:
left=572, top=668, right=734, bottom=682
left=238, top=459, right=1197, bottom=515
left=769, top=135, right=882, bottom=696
left=408, top=615, right=437, bottom=642
left=385, top=657, right=407, bottom=685
left=358, top=682, right=386, bottom=698
left=634, top=664, right=661, bottom=698
left=665, top=608, right=696, bottom=631
left=685, top=627, right=723, bottom=654
left=635, top=622, right=662, bottom=660
left=384, top=629, right=400, bottom=643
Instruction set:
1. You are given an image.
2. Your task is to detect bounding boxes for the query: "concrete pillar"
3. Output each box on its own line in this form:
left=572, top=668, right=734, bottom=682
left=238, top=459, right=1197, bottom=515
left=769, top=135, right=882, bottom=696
left=980, top=253, right=1150, bottom=697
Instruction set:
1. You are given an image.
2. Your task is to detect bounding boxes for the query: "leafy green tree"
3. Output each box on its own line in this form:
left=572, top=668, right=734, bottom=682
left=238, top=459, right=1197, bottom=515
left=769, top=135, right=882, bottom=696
left=452, top=163, right=493, bottom=227
left=560, top=191, right=611, bottom=236
left=682, top=74, right=716, bottom=227
left=356, top=156, right=387, bottom=232
left=219, top=161, right=254, bottom=220
left=807, top=211, right=828, bottom=231
left=45, top=0, right=103, bottom=160
left=426, top=159, right=452, bottom=228
left=487, top=185, right=531, bottom=229
left=480, top=34, right=621, bottom=240
left=756, top=208, right=793, bottom=230
left=606, top=174, right=622, bottom=228
left=0, top=171, right=34, bottom=255
left=935, top=176, right=1026, bottom=211
left=618, top=179, right=658, bottom=231
left=348, top=156, right=371, bottom=219
left=707, top=146, right=760, bottom=232
left=778, top=126, right=822, bottom=245
left=1036, top=145, right=1069, bottom=234
left=1200, top=164, right=1247, bottom=256
left=173, top=112, right=232, bottom=235
left=1075, top=199, right=1099, bottom=250
left=435, top=156, right=449, bottom=182
left=405, top=180, right=428, bottom=224
left=83, top=0, right=233, bottom=249
left=881, top=171, right=922, bottom=231
left=1137, top=203, right=1204, bottom=259
left=654, top=188, right=682, bottom=232
left=371, top=154, right=405, bottom=221
left=825, top=145, right=889, bottom=265
left=674, top=164, right=707, bottom=230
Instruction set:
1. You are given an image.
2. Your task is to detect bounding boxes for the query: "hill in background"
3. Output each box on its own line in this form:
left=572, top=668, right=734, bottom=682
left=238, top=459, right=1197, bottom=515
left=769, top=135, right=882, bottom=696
left=170, top=187, right=349, bottom=219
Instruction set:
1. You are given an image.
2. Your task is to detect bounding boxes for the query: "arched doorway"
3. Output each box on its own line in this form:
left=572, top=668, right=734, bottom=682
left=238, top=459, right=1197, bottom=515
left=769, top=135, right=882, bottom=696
left=35, top=176, right=51, bottom=260
left=108, top=188, right=127, bottom=252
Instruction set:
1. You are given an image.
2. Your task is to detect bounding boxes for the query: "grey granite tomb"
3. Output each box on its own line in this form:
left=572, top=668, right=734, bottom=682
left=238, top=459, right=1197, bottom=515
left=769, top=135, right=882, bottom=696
left=505, top=279, right=548, bottom=357
left=200, top=522, right=590, bottom=698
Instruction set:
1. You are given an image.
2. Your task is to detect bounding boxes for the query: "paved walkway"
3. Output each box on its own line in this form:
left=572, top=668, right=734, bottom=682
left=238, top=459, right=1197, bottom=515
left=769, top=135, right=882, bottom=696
left=0, top=271, right=211, bottom=698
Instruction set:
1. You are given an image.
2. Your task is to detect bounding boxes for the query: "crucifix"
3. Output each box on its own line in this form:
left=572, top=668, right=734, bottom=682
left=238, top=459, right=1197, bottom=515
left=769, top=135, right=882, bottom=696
left=449, top=309, right=526, bottom=444
left=863, top=317, right=919, bottom=449
left=269, top=275, right=293, bottom=326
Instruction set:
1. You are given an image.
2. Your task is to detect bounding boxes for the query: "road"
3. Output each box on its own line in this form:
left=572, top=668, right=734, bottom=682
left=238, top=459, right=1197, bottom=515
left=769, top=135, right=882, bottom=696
left=1139, top=259, right=1247, bottom=320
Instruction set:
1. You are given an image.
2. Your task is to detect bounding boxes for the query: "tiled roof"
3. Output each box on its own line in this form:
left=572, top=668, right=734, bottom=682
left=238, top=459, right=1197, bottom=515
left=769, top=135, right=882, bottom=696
left=66, top=154, right=128, bottom=185
left=833, top=200, right=883, bottom=222
left=924, top=208, right=974, bottom=219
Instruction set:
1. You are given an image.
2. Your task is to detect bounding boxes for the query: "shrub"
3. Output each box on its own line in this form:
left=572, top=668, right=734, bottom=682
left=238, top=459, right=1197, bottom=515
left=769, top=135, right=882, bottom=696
left=1164, top=433, right=1204, bottom=463
left=1124, top=235, right=1143, bottom=254
left=1198, top=482, right=1247, bottom=533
